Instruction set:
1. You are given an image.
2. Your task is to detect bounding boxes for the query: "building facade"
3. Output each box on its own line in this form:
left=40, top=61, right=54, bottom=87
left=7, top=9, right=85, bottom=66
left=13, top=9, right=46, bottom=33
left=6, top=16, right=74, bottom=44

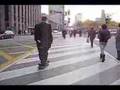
left=49, top=5, right=64, bottom=31
left=75, top=13, right=82, bottom=23
left=0, top=5, right=41, bottom=35
left=95, top=9, right=106, bottom=24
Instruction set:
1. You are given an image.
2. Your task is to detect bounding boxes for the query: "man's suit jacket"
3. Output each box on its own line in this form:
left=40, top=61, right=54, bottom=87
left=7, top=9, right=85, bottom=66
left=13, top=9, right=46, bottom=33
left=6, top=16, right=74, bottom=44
left=34, top=22, right=53, bottom=47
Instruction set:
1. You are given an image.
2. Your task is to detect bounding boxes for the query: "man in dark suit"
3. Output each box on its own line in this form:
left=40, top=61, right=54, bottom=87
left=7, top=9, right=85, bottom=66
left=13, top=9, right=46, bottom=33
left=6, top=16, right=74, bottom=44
left=34, top=16, right=53, bottom=69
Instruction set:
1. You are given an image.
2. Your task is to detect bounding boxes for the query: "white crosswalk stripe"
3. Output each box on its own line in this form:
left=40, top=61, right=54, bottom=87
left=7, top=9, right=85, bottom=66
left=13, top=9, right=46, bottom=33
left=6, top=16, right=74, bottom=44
left=110, top=79, right=120, bottom=85
left=16, top=46, right=99, bottom=64
left=15, top=39, right=88, bottom=64
left=0, top=37, right=119, bottom=85
left=29, top=58, right=118, bottom=85
left=0, top=50, right=99, bottom=81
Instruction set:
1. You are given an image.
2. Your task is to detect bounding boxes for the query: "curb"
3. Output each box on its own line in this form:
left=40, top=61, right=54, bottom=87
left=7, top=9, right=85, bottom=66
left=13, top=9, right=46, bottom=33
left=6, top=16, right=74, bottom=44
left=94, top=42, right=119, bottom=63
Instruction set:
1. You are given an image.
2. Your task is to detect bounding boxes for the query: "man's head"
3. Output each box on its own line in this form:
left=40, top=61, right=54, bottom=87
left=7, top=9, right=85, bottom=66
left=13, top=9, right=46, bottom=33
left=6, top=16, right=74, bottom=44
left=41, top=16, right=47, bottom=22
left=101, top=24, right=107, bottom=29
left=90, top=27, right=94, bottom=30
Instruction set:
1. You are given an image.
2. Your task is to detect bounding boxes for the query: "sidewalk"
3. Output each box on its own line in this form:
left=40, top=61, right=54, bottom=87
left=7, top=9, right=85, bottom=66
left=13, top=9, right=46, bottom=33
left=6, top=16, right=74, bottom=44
left=0, top=33, right=61, bottom=71
left=0, top=36, right=119, bottom=85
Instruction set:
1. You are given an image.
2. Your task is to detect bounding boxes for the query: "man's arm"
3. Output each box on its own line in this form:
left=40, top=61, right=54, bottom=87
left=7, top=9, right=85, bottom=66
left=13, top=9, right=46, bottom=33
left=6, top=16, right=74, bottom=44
left=49, top=24, right=53, bottom=44
left=98, top=31, right=101, bottom=39
left=88, top=31, right=90, bottom=38
left=108, top=30, right=111, bottom=39
left=34, top=24, right=40, bottom=42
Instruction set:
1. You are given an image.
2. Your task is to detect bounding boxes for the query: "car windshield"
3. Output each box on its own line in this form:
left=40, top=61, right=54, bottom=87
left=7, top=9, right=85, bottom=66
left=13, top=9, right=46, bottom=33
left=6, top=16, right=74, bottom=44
left=5, top=30, right=14, bottom=34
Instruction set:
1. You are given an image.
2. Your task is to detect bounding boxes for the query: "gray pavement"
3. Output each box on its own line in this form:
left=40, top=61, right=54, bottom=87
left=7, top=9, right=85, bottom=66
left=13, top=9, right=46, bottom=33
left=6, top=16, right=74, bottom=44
left=0, top=36, right=120, bottom=85
left=0, top=33, right=62, bottom=69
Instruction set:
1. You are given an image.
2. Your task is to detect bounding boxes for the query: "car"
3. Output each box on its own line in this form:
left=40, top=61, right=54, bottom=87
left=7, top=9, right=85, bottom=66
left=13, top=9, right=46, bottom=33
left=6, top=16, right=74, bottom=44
left=0, top=30, right=15, bottom=40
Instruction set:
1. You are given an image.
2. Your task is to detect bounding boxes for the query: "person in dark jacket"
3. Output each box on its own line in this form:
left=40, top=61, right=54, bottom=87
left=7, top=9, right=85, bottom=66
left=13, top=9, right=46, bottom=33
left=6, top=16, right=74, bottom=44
left=78, top=29, right=82, bottom=37
left=34, top=16, right=53, bottom=69
left=115, top=23, right=120, bottom=60
left=62, top=29, right=67, bottom=39
left=73, top=29, right=77, bottom=38
left=88, top=27, right=96, bottom=48
left=98, top=24, right=111, bottom=62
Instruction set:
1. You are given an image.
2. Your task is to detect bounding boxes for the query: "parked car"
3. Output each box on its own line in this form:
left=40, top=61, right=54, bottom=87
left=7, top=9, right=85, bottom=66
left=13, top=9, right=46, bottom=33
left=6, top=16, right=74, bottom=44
left=0, top=30, right=15, bottom=40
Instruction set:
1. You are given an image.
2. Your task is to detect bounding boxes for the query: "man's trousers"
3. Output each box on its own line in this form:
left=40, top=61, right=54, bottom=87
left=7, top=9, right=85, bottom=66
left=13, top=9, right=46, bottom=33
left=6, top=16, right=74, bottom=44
left=36, top=42, right=50, bottom=65
left=117, top=50, right=120, bottom=60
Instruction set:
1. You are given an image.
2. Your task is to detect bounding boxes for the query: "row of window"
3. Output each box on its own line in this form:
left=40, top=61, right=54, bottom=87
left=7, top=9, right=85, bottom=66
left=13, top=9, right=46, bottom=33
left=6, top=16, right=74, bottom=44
left=4, top=5, right=39, bottom=34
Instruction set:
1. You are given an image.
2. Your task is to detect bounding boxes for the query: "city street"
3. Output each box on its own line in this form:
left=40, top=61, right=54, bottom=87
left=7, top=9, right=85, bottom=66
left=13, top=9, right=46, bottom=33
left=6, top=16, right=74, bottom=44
left=0, top=35, right=36, bottom=70
left=1, top=5, right=120, bottom=85
left=0, top=34, right=120, bottom=85
left=0, top=33, right=61, bottom=70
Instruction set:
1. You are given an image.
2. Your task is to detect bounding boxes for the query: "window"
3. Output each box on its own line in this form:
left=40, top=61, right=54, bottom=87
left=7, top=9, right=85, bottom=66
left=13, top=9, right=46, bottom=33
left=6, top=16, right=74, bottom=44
left=14, top=5, right=16, bottom=21
left=5, top=5, right=9, bottom=28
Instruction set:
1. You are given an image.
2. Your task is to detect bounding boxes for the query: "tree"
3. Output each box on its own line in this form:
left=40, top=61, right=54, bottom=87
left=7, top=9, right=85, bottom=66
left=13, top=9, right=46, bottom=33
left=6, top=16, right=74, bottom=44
left=107, top=20, right=118, bottom=29
left=82, top=19, right=97, bottom=29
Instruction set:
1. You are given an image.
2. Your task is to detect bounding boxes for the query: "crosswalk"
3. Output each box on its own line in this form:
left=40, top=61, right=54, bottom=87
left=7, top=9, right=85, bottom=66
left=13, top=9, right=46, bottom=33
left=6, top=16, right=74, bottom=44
left=0, top=37, right=120, bottom=85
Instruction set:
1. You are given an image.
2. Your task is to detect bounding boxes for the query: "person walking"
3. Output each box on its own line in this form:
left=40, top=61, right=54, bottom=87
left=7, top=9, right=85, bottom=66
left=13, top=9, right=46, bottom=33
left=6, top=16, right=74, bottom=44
left=62, top=29, right=67, bottom=39
left=69, top=30, right=73, bottom=37
left=18, top=29, right=22, bottom=35
left=34, top=16, right=53, bottom=69
left=115, top=23, right=120, bottom=60
left=98, top=24, right=111, bottom=62
left=78, top=29, right=82, bottom=37
left=73, top=29, right=77, bottom=38
left=88, top=27, right=96, bottom=48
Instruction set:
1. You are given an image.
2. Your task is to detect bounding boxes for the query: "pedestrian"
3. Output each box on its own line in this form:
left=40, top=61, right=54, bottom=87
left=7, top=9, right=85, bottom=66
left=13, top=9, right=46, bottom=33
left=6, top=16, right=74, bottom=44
left=73, top=29, right=77, bottom=38
left=69, top=30, right=73, bottom=37
left=18, top=29, right=21, bottom=35
left=62, top=29, right=67, bottom=39
left=115, top=23, right=120, bottom=60
left=87, top=27, right=96, bottom=48
left=34, top=16, right=53, bottom=69
left=98, top=24, right=111, bottom=62
left=78, top=29, right=82, bottom=37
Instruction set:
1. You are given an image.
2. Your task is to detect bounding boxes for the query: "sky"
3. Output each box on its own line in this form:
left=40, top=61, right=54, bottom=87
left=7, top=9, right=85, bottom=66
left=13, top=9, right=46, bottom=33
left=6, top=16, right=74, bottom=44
left=41, top=5, right=120, bottom=25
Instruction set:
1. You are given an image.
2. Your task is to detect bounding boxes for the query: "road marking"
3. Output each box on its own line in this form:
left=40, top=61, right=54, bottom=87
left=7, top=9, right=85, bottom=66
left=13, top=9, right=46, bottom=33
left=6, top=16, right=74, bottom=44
left=0, top=48, right=37, bottom=72
left=110, top=79, right=120, bottom=85
left=16, top=47, right=99, bottom=64
left=29, top=58, right=118, bottom=85
left=0, top=52, right=99, bottom=81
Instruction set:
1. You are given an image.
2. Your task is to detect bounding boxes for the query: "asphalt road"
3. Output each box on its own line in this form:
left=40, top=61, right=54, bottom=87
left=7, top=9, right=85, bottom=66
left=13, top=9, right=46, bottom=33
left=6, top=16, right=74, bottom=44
left=0, top=33, right=117, bottom=69
left=0, top=33, right=61, bottom=67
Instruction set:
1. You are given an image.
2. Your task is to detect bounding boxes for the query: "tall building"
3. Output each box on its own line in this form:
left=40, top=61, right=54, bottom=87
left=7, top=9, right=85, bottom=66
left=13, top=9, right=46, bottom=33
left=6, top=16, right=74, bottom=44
left=101, top=9, right=106, bottom=23
left=0, top=5, right=41, bottom=35
left=75, top=13, right=82, bottom=23
left=49, top=5, right=64, bottom=31
left=95, top=9, right=106, bottom=24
